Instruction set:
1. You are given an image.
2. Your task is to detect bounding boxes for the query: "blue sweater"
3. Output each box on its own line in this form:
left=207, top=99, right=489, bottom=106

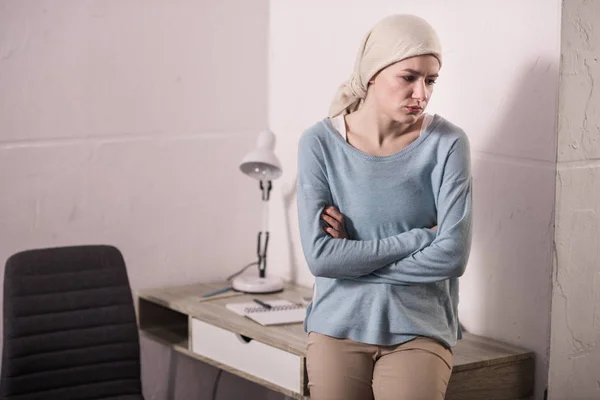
left=296, top=114, right=472, bottom=348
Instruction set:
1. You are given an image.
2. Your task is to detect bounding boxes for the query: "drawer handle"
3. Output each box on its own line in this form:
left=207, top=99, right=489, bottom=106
left=236, top=334, right=253, bottom=344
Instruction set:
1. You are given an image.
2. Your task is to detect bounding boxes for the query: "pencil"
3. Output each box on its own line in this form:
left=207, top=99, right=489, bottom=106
left=202, top=286, right=232, bottom=298
left=252, top=298, right=272, bottom=309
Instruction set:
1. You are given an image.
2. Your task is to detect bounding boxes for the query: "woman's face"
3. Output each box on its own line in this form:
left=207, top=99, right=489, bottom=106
left=367, top=55, right=440, bottom=124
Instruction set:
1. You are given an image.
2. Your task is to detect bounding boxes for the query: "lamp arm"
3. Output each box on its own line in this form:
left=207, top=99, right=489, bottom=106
left=258, top=232, right=269, bottom=278
left=259, top=180, right=273, bottom=201
left=255, top=180, right=273, bottom=278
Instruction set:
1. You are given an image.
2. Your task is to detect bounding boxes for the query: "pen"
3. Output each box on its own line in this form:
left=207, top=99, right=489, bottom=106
left=253, top=298, right=272, bottom=309
left=202, top=286, right=232, bottom=298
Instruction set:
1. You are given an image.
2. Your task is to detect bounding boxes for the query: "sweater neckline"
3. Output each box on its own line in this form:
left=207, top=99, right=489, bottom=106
left=322, top=114, right=441, bottom=162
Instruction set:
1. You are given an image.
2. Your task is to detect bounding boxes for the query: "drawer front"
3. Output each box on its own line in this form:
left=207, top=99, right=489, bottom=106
left=191, top=318, right=302, bottom=393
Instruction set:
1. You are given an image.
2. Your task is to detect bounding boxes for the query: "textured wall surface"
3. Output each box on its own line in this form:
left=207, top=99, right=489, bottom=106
left=0, top=1, right=284, bottom=399
left=267, top=1, right=560, bottom=398
left=548, top=0, right=600, bottom=398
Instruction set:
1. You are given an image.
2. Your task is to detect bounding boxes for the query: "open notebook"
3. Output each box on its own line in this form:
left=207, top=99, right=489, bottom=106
left=225, top=299, right=307, bottom=326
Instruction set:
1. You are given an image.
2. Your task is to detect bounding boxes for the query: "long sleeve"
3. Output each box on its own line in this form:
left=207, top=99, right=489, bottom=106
left=297, top=132, right=437, bottom=279
left=356, top=135, right=472, bottom=284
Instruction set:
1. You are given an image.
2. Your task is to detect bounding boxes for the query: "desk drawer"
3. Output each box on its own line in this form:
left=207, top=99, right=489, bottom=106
left=190, top=318, right=302, bottom=394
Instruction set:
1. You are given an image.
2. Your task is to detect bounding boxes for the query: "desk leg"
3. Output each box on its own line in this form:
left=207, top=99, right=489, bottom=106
left=166, top=348, right=179, bottom=400
left=300, top=357, right=309, bottom=398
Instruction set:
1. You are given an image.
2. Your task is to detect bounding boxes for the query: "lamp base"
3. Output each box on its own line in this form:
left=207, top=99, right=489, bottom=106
left=231, top=275, right=284, bottom=294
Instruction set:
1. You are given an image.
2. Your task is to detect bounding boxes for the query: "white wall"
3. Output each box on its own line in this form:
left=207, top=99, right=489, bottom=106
left=548, top=0, right=600, bottom=398
left=6, top=1, right=587, bottom=398
left=267, top=0, right=561, bottom=397
left=0, top=1, right=282, bottom=399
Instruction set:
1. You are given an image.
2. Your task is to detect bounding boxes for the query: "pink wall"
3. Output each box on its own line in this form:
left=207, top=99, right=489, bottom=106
left=2, top=1, right=579, bottom=399
left=0, top=1, right=281, bottom=399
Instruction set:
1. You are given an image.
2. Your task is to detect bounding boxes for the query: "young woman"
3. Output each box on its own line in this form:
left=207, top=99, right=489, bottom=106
left=296, top=14, right=473, bottom=400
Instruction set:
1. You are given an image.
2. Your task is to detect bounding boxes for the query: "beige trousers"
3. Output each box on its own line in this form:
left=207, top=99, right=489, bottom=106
left=306, top=332, right=453, bottom=400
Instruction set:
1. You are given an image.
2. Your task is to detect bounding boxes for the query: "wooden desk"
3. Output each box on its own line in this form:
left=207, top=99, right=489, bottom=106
left=136, top=282, right=534, bottom=399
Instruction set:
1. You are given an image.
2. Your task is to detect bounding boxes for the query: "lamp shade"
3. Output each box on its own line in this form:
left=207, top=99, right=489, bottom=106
left=239, top=129, right=282, bottom=181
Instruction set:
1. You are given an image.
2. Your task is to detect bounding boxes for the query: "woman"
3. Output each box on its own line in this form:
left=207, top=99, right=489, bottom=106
left=296, top=14, right=472, bottom=400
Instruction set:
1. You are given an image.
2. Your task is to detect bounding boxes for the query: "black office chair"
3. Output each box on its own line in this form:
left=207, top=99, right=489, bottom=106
left=1, top=245, right=144, bottom=400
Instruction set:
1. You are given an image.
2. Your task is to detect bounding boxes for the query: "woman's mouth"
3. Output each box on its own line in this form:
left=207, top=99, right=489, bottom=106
left=406, top=106, right=422, bottom=113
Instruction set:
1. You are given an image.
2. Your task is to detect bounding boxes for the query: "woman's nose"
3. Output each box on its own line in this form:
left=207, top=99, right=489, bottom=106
left=412, top=81, right=427, bottom=101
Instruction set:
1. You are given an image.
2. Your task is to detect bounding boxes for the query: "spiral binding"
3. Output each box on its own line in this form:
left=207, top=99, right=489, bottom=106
left=243, top=304, right=303, bottom=314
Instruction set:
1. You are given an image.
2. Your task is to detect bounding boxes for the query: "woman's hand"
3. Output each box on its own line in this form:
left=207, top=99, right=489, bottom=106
left=321, top=206, right=348, bottom=239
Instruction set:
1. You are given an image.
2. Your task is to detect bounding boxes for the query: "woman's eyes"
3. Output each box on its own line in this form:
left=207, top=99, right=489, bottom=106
left=401, top=76, right=437, bottom=85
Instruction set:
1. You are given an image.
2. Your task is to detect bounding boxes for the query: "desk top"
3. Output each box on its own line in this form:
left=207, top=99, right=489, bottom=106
left=137, top=281, right=534, bottom=373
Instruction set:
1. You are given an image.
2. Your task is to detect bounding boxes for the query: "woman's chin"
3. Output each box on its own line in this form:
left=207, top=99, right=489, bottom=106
left=393, top=111, right=420, bottom=124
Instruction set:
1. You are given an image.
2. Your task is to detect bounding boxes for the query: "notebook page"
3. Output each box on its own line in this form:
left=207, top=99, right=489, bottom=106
left=246, top=307, right=307, bottom=326
left=225, top=299, right=306, bottom=325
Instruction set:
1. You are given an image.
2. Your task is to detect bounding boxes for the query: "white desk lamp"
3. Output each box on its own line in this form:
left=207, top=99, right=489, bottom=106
left=232, top=129, right=284, bottom=294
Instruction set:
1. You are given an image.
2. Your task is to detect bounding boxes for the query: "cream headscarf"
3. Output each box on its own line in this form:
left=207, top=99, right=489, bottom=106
left=328, top=15, right=442, bottom=118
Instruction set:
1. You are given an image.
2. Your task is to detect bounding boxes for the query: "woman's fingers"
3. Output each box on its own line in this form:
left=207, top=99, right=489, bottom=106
left=321, top=206, right=349, bottom=239
left=321, top=212, right=341, bottom=231
left=324, top=206, right=345, bottom=224
left=323, top=226, right=342, bottom=238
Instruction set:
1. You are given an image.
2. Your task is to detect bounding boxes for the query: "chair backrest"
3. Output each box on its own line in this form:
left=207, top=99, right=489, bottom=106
left=1, top=245, right=143, bottom=400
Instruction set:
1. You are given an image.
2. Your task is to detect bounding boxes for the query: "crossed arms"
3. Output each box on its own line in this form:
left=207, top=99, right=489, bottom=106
left=296, top=134, right=473, bottom=284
